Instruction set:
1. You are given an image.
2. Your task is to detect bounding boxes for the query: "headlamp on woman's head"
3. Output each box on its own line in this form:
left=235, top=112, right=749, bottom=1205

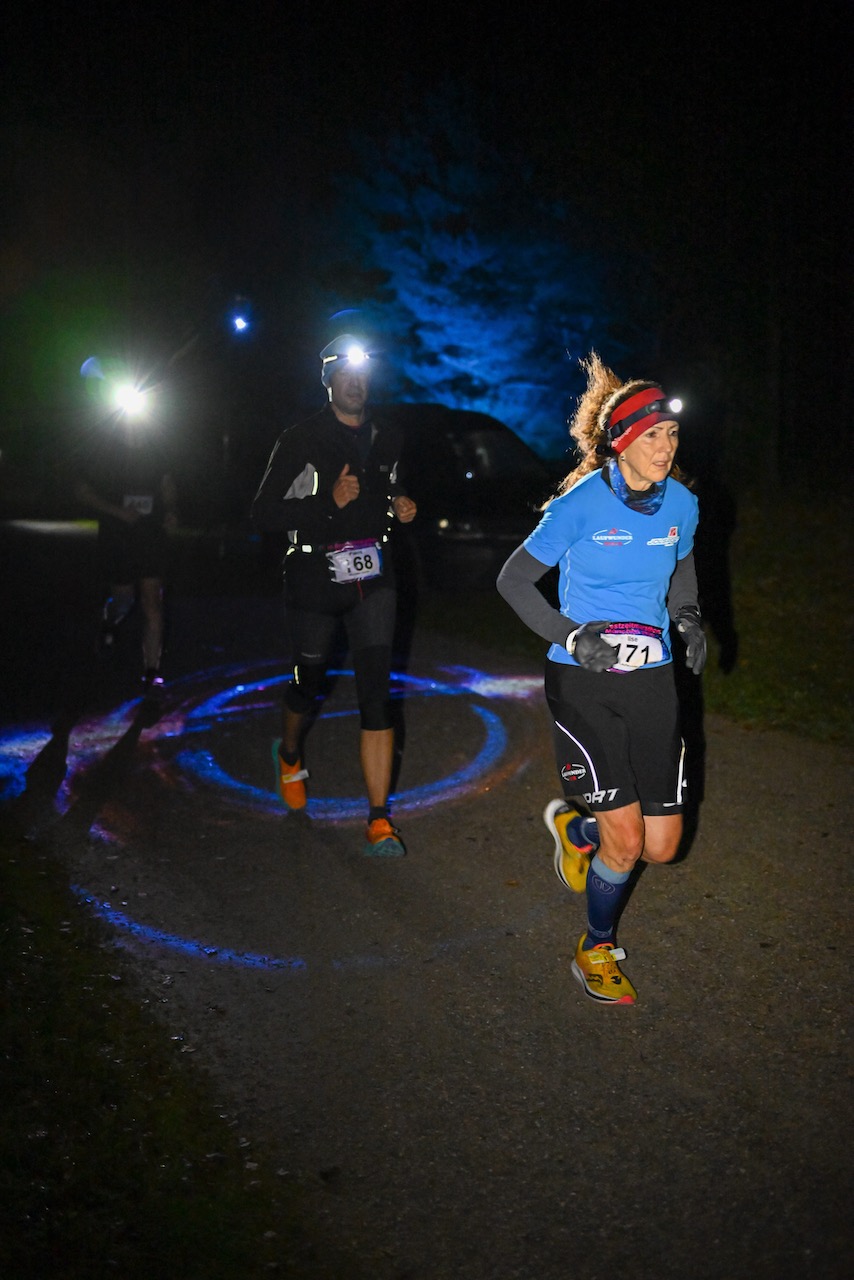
left=606, top=387, right=681, bottom=454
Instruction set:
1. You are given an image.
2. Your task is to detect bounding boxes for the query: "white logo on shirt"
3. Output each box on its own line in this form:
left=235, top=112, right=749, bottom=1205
left=647, top=525, right=679, bottom=546
left=592, top=527, right=633, bottom=547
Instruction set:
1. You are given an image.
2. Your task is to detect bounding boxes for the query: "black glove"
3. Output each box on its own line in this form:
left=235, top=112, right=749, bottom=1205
left=675, top=606, right=707, bottom=675
left=566, top=620, right=616, bottom=673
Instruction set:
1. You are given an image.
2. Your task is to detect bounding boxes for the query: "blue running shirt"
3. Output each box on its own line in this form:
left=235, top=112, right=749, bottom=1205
left=524, top=469, right=699, bottom=667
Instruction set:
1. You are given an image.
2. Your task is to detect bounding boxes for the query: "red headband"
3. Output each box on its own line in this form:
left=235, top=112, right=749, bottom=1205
left=607, top=386, right=677, bottom=454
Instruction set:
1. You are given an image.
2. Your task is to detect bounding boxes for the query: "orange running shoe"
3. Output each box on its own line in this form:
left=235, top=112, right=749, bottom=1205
left=273, top=741, right=308, bottom=810
left=364, top=818, right=406, bottom=857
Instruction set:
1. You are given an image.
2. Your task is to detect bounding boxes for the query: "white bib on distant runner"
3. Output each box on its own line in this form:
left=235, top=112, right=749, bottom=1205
left=123, top=494, right=154, bottom=515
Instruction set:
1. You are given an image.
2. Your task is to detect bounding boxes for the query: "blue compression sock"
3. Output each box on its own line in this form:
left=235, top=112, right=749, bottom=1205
left=568, top=814, right=600, bottom=851
left=584, top=855, right=631, bottom=949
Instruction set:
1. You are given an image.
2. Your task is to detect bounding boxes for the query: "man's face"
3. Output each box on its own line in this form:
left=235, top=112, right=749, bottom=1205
left=329, top=364, right=370, bottom=419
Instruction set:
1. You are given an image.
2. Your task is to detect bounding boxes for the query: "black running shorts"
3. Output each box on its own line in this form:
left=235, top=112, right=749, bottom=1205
left=286, top=584, right=397, bottom=665
left=97, top=518, right=171, bottom=582
left=544, top=659, right=687, bottom=815
left=284, top=582, right=398, bottom=728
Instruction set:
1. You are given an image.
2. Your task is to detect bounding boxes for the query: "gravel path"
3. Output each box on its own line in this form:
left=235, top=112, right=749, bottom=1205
left=3, top=524, right=851, bottom=1279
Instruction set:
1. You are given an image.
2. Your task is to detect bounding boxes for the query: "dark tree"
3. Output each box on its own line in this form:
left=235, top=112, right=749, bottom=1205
left=313, top=90, right=658, bottom=458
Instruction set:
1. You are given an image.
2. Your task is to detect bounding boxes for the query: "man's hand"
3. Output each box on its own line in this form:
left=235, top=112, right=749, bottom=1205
left=567, top=621, right=617, bottom=672
left=393, top=496, right=417, bottom=524
left=675, top=606, right=707, bottom=675
left=332, top=463, right=360, bottom=509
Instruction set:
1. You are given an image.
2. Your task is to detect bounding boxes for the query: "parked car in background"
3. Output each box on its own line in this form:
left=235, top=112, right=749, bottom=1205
left=386, top=404, right=560, bottom=590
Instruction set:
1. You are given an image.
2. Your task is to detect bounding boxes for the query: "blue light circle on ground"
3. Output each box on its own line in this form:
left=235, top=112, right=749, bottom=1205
left=1, top=659, right=542, bottom=971
left=170, top=666, right=509, bottom=820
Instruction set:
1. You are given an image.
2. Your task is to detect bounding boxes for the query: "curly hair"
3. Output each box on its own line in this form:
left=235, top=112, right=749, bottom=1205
left=548, top=352, right=682, bottom=501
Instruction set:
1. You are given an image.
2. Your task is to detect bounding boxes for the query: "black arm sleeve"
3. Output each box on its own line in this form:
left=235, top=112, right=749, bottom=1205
left=496, top=545, right=577, bottom=646
left=666, top=550, right=701, bottom=620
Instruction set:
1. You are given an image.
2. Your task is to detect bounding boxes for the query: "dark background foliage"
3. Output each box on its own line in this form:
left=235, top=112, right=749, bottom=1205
left=1, top=0, right=849, bottom=507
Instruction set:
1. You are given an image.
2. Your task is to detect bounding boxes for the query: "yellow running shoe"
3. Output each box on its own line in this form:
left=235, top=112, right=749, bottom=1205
left=570, top=933, right=637, bottom=1005
left=543, top=799, right=593, bottom=893
left=273, top=741, right=308, bottom=810
left=364, top=818, right=406, bottom=857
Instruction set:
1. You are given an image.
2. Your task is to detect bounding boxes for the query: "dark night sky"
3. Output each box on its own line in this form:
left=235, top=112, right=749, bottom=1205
left=3, top=0, right=850, bottom=463
left=8, top=1, right=846, bottom=263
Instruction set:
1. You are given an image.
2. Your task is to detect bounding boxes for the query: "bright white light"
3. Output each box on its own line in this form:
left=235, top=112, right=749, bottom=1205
left=345, top=344, right=367, bottom=367
left=114, top=383, right=148, bottom=417
left=233, top=316, right=248, bottom=332
left=668, top=398, right=683, bottom=414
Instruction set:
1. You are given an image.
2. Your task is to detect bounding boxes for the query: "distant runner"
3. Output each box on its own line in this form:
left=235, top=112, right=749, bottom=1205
left=75, top=414, right=178, bottom=697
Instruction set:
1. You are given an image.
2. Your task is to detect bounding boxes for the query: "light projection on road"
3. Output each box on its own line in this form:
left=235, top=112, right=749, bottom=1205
left=1, top=659, right=543, bottom=970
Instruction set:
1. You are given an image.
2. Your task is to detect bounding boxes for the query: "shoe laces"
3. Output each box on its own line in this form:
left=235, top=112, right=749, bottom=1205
left=587, top=943, right=627, bottom=965
left=280, top=764, right=308, bottom=783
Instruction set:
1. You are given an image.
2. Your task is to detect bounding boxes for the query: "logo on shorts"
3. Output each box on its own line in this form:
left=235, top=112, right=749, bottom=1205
left=592, top=527, right=633, bottom=547
left=647, top=525, right=680, bottom=546
left=561, top=763, right=587, bottom=783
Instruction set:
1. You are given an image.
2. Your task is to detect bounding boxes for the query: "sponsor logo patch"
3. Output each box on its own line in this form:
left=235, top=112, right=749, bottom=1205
left=592, top=527, right=633, bottom=548
left=561, top=763, right=587, bottom=782
left=647, top=525, right=680, bottom=547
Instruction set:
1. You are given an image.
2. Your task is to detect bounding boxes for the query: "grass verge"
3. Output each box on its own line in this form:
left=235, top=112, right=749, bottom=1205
left=697, top=494, right=851, bottom=746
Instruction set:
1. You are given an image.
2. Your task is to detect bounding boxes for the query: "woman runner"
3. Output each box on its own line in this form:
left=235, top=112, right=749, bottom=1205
left=497, top=352, right=706, bottom=1004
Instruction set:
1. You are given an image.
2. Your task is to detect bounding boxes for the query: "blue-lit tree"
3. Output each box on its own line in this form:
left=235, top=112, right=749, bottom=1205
left=316, top=89, right=657, bottom=457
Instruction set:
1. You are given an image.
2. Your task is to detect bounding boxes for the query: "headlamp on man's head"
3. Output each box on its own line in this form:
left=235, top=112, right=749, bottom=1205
left=606, top=386, right=682, bottom=454
left=320, top=334, right=372, bottom=388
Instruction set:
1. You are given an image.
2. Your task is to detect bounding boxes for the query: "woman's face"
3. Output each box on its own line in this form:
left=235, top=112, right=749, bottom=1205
left=617, top=420, right=679, bottom=490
